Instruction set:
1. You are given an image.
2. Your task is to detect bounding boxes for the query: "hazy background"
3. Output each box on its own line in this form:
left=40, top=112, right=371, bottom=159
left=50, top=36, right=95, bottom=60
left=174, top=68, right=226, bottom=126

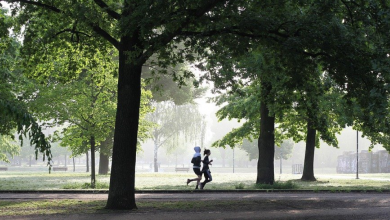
left=0, top=93, right=382, bottom=175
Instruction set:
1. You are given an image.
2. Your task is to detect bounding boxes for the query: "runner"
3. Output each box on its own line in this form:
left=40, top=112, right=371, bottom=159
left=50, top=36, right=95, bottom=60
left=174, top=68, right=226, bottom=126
left=200, top=149, right=213, bottom=189
left=187, top=146, right=202, bottom=189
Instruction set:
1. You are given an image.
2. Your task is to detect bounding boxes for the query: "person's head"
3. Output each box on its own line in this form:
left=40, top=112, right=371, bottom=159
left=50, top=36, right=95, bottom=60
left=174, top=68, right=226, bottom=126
left=194, top=146, right=201, bottom=153
left=204, top=149, right=211, bottom=156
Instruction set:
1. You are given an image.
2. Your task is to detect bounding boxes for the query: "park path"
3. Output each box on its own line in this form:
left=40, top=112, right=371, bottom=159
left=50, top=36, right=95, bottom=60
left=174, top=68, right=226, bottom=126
left=1, top=192, right=390, bottom=219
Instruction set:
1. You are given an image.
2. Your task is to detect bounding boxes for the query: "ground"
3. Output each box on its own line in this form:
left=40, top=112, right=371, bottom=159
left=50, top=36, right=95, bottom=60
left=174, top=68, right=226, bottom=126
left=1, top=192, right=390, bottom=219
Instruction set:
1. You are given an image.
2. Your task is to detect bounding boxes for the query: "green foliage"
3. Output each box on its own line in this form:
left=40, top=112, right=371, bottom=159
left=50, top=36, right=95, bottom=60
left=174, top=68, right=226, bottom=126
left=240, top=138, right=294, bottom=161
left=0, top=134, right=19, bottom=162
left=234, top=182, right=245, bottom=189
left=0, top=10, right=52, bottom=165
left=274, top=140, right=294, bottom=160
left=197, top=1, right=390, bottom=154
left=143, top=63, right=207, bottom=105
left=27, top=50, right=153, bottom=156
left=147, top=101, right=205, bottom=154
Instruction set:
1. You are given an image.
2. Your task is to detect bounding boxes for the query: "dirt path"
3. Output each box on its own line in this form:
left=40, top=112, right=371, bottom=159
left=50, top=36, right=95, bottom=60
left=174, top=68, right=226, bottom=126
left=1, top=192, right=390, bottom=219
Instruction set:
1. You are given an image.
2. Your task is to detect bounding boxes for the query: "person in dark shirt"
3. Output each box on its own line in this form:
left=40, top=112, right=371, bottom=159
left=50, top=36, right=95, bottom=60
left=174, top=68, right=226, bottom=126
left=187, top=146, right=202, bottom=189
left=200, top=149, right=213, bottom=189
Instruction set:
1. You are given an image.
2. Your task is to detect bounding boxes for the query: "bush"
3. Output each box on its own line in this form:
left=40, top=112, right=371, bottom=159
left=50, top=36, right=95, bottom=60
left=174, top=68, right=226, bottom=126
left=255, top=181, right=296, bottom=190
left=62, top=182, right=109, bottom=189
left=234, top=183, right=245, bottom=189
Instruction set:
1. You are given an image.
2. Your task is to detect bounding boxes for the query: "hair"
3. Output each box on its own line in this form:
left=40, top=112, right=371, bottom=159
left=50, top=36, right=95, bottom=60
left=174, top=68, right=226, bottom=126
left=204, top=149, right=210, bottom=155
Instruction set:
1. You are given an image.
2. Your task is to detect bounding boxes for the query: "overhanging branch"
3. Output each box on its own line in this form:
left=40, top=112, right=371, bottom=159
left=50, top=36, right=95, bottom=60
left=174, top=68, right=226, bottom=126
left=6, top=0, right=62, bottom=13
left=138, top=0, right=225, bottom=64
left=6, top=0, right=119, bottom=50
left=93, top=0, right=120, bottom=20
left=90, top=23, right=119, bottom=50
left=54, top=29, right=91, bottom=38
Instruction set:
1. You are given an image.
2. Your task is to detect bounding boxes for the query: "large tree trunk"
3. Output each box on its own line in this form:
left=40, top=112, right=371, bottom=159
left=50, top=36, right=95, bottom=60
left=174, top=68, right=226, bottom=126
left=99, top=152, right=110, bottom=175
left=256, top=100, right=275, bottom=184
left=301, top=120, right=317, bottom=181
left=90, top=136, right=96, bottom=188
left=106, top=38, right=142, bottom=209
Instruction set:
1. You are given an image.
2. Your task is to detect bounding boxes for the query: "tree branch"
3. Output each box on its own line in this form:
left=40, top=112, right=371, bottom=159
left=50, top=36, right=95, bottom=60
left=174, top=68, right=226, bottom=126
left=93, top=0, right=120, bottom=20
left=6, top=0, right=119, bottom=50
left=180, top=29, right=281, bottom=42
left=90, top=23, right=119, bottom=50
left=302, top=51, right=331, bottom=58
left=6, top=0, right=61, bottom=13
left=54, top=29, right=91, bottom=38
left=138, top=0, right=225, bottom=64
left=341, top=0, right=355, bottom=25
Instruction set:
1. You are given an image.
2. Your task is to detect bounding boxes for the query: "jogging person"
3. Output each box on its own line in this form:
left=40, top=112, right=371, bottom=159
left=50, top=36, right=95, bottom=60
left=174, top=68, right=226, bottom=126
left=187, top=146, right=202, bottom=189
left=200, top=149, right=213, bottom=189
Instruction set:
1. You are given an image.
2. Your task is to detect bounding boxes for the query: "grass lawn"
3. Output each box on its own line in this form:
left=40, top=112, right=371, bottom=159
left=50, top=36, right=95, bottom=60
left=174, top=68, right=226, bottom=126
left=0, top=171, right=390, bottom=191
left=1, top=172, right=390, bottom=217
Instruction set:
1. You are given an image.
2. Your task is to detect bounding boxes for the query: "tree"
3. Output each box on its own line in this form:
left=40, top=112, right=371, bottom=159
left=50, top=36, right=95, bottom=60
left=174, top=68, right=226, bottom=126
left=0, top=9, right=51, bottom=165
left=147, top=101, right=204, bottom=172
left=275, top=140, right=294, bottom=174
left=4, top=0, right=390, bottom=209
left=29, top=51, right=153, bottom=186
left=28, top=51, right=118, bottom=187
left=199, top=1, right=390, bottom=185
left=2, top=0, right=235, bottom=209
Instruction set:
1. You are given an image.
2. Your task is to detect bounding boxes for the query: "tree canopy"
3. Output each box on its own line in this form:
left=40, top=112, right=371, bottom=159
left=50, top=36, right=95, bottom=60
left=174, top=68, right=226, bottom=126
left=3, top=0, right=390, bottom=209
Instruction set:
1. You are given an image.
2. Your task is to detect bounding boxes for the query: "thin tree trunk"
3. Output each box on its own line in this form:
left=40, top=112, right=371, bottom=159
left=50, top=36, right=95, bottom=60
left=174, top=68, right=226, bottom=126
left=154, top=140, right=159, bottom=172
left=106, top=39, right=142, bottom=209
left=301, top=120, right=317, bottom=181
left=64, top=154, right=67, bottom=167
left=73, top=157, right=75, bottom=172
left=99, top=152, right=110, bottom=175
left=90, top=135, right=96, bottom=188
left=98, top=130, right=114, bottom=175
left=280, top=155, right=282, bottom=174
left=86, top=151, right=89, bottom=172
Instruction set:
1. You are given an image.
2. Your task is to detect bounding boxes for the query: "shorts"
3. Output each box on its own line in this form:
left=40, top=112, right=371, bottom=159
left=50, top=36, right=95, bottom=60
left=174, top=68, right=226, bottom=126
left=193, top=168, right=202, bottom=176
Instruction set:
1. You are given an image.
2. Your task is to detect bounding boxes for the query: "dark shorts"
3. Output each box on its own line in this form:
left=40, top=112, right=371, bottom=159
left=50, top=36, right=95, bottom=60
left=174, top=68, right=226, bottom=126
left=193, top=168, right=201, bottom=176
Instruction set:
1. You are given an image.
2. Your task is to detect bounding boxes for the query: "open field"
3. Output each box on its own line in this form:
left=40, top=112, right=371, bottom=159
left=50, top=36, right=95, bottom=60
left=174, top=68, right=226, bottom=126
left=1, top=193, right=390, bottom=219
left=1, top=171, right=390, bottom=191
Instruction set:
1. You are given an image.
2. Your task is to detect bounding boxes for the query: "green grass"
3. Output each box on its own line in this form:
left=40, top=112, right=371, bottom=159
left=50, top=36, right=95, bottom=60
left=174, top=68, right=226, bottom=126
left=0, top=199, right=285, bottom=217
left=1, top=172, right=390, bottom=191
left=0, top=200, right=107, bottom=216
left=255, top=180, right=296, bottom=190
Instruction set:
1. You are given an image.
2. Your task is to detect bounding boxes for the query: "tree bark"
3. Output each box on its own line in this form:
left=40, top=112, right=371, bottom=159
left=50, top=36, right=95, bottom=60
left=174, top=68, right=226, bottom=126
left=154, top=139, right=159, bottom=172
left=99, top=132, right=113, bottom=175
left=90, top=135, right=96, bottom=188
left=256, top=100, right=275, bottom=184
left=106, top=37, right=142, bottom=209
left=301, top=120, right=317, bottom=181
left=73, top=157, right=75, bottom=172
left=99, top=152, right=110, bottom=175
left=86, top=151, right=89, bottom=172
